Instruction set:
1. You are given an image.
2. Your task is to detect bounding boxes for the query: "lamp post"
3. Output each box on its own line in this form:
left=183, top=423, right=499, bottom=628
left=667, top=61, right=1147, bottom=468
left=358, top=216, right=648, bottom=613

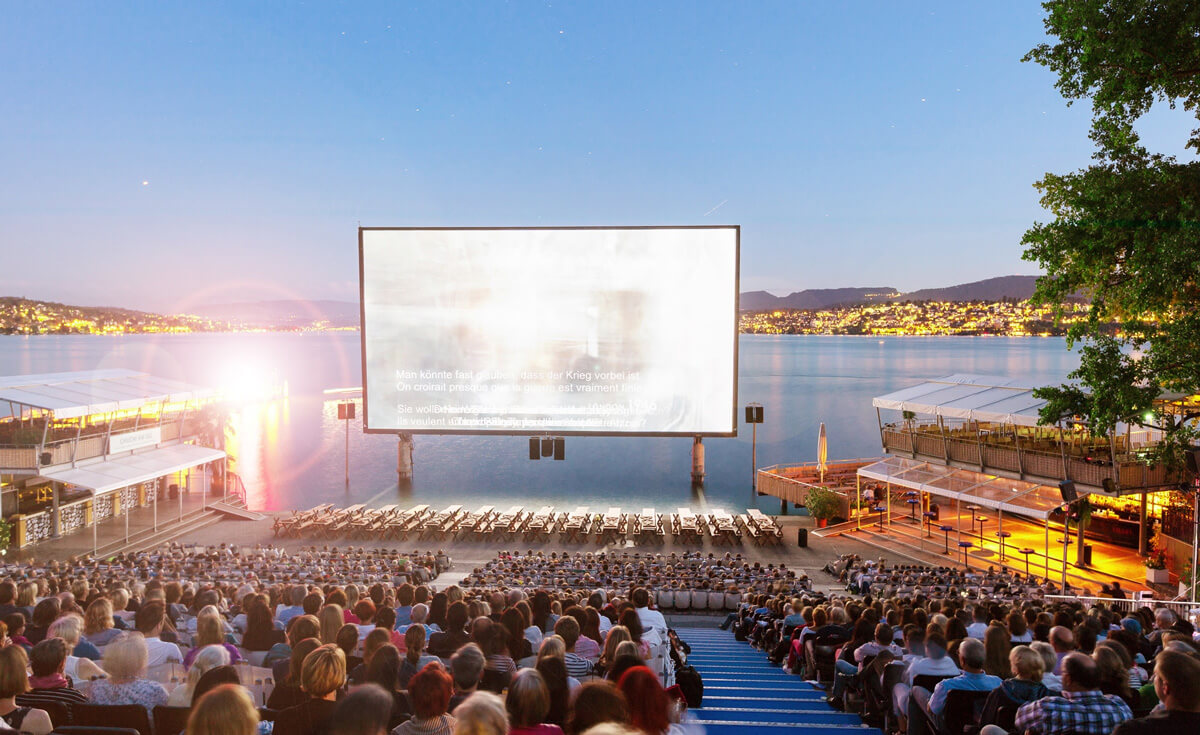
left=746, top=403, right=764, bottom=506
left=338, top=402, right=356, bottom=487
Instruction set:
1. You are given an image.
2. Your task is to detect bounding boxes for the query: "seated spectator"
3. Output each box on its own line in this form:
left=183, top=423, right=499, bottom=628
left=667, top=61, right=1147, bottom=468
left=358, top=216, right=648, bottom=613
left=25, top=598, right=59, bottom=646
left=329, top=683, right=396, bottom=735
left=430, top=602, right=472, bottom=657
left=979, top=645, right=1049, bottom=733
left=394, top=662, right=456, bottom=735
left=134, top=601, right=183, bottom=667
left=605, top=642, right=644, bottom=684
left=192, top=665, right=243, bottom=706
left=337, top=623, right=364, bottom=673
left=188, top=683, right=260, bottom=735
left=185, top=605, right=242, bottom=668
left=1049, top=626, right=1075, bottom=674
left=356, top=599, right=379, bottom=640
left=1007, top=652, right=1132, bottom=735
left=909, top=638, right=1000, bottom=735
left=350, top=628, right=393, bottom=685
left=271, top=615, right=322, bottom=678
left=5, top=613, right=30, bottom=651
left=267, top=638, right=322, bottom=711
left=536, top=655, right=571, bottom=726
left=276, top=586, right=307, bottom=627
left=1112, top=650, right=1200, bottom=735
left=616, top=666, right=670, bottom=735
left=565, top=680, right=630, bottom=735
left=892, top=631, right=959, bottom=722
left=449, top=644, right=486, bottom=712
left=275, top=643, right=347, bottom=735
left=506, top=668, right=561, bottom=735
left=484, top=626, right=516, bottom=690
left=0, top=646, right=52, bottom=735
left=450, top=690, right=508, bottom=735
left=1031, top=641, right=1062, bottom=692
left=88, top=632, right=169, bottom=711
left=243, top=596, right=287, bottom=652
left=83, top=597, right=122, bottom=648
left=983, top=623, right=1012, bottom=679
left=19, top=638, right=88, bottom=713
left=555, top=617, right=594, bottom=678
left=46, top=613, right=105, bottom=684
left=319, top=603, right=345, bottom=645
left=400, top=625, right=440, bottom=689
left=169, top=644, right=231, bottom=706
left=364, top=644, right=412, bottom=728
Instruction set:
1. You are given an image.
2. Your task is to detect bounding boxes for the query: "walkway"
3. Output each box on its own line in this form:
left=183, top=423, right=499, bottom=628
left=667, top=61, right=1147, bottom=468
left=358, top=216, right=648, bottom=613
left=677, top=626, right=882, bottom=735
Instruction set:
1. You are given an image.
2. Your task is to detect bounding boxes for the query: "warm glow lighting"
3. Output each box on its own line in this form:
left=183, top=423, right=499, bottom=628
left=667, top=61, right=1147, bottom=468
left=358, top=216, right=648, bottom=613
left=216, top=364, right=287, bottom=405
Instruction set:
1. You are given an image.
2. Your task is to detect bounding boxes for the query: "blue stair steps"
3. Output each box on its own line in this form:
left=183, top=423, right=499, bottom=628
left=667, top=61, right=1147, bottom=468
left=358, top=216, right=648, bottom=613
left=675, top=627, right=883, bottom=735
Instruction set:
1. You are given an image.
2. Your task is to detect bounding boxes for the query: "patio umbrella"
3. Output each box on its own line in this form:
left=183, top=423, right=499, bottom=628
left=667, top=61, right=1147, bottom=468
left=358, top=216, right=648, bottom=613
left=817, top=422, right=828, bottom=483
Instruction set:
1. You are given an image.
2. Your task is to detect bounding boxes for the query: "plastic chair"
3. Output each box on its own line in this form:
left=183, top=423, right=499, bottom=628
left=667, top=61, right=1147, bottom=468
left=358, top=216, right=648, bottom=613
left=153, top=706, right=192, bottom=735
left=657, top=590, right=674, bottom=609
left=690, top=590, right=708, bottom=610
left=674, top=591, right=690, bottom=611
left=939, top=689, right=990, bottom=735
left=71, top=704, right=153, bottom=735
left=724, top=592, right=741, bottom=610
left=51, top=728, right=141, bottom=735
left=707, top=591, right=725, bottom=609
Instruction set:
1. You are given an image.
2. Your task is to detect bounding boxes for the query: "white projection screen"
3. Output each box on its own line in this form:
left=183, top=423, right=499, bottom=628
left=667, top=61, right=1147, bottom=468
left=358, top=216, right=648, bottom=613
left=359, top=226, right=739, bottom=436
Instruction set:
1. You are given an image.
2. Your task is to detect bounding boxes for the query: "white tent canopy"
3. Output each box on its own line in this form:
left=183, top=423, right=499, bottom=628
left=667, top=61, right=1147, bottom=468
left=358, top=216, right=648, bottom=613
left=0, top=369, right=214, bottom=420
left=41, top=444, right=225, bottom=496
left=872, top=374, right=1048, bottom=427
left=857, top=455, right=1068, bottom=520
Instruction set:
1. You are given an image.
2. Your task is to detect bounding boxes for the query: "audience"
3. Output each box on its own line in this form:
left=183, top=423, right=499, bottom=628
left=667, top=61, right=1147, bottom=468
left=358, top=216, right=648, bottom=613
left=0, top=646, right=53, bottom=734
left=89, top=632, right=169, bottom=711
left=274, top=643, right=346, bottom=735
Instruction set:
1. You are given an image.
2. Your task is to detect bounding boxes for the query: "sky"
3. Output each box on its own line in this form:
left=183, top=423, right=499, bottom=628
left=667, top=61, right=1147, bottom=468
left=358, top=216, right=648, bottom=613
left=2, top=1, right=1196, bottom=313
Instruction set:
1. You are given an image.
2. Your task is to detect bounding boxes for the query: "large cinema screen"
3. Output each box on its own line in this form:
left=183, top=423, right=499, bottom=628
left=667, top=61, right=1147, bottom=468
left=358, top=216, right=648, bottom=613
left=359, top=226, right=739, bottom=436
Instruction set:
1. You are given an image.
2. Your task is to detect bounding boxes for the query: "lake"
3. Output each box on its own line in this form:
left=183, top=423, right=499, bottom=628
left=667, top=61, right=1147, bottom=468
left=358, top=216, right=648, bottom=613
left=0, top=334, right=1080, bottom=512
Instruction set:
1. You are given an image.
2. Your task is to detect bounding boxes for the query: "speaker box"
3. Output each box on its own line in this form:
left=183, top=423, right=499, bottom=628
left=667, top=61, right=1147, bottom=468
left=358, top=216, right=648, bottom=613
left=529, top=438, right=540, bottom=461
left=1058, top=480, right=1077, bottom=504
left=745, top=406, right=754, bottom=423
left=745, top=406, right=763, bottom=423
left=541, top=438, right=554, bottom=458
left=553, top=438, right=565, bottom=461
left=40, top=452, right=52, bottom=466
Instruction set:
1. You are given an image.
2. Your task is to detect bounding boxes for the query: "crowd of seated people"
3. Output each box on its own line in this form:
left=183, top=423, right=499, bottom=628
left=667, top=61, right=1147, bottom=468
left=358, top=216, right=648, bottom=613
left=0, top=543, right=705, bottom=735
left=725, top=554, right=1200, bottom=735
left=461, top=550, right=810, bottom=599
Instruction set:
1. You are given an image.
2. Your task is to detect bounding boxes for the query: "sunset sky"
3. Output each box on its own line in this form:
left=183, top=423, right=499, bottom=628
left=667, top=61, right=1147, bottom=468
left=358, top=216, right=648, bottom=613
left=2, top=1, right=1195, bottom=312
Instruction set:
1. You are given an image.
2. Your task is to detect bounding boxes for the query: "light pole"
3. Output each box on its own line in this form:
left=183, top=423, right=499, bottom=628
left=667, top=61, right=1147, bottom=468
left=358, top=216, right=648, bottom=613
left=338, top=402, right=356, bottom=487
left=746, top=403, right=764, bottom=504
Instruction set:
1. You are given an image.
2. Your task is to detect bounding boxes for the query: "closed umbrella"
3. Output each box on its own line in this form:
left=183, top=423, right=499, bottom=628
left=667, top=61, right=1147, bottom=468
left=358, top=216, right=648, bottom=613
left=817, top=422, right=828, bottom=484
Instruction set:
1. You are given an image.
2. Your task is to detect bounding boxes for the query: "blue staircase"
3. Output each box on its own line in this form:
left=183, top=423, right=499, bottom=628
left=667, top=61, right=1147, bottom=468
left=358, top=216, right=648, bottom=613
left=675, top=627, right=883, bottom=735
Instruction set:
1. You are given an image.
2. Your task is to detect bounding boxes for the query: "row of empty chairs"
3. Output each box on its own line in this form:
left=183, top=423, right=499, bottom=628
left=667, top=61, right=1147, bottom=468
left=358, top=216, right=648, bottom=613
left=275, top=502, right=785, bottom=546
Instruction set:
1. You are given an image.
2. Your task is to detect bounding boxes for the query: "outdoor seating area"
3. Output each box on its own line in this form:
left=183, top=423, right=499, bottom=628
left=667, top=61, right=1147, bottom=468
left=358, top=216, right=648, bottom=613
left=274, top=502, right=785, bottom=546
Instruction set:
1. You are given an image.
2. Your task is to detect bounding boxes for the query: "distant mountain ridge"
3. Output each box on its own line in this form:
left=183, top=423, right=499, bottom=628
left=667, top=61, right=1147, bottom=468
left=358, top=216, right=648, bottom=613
left=740, top=275, right=1040, bottom=311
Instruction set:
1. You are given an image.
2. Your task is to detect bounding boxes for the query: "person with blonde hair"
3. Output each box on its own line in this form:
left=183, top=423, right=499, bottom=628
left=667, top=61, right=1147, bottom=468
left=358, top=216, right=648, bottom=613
left=83, top=597, right=121, bottom=647
left=0, top=646, right=53, bottom=734
left=47, top=613, right=105, bottom=684
left=184, top=605, right=242, bottom=668
left=538, top=636, right=567, bottom=664
left=274, top=643, right=346, bottom=735
left=979, top=645, right=1048, bottom=732
left=319, top=603, right=345, bottom=645
left=453, top=690, right=508, bottom=735
left=188, top=682, right=259, bottom=735
left=89, top=632, right=169, bottom=711
left=599, top=627, right=631, bottom=674
left=168, top=644, right=231, bottom=706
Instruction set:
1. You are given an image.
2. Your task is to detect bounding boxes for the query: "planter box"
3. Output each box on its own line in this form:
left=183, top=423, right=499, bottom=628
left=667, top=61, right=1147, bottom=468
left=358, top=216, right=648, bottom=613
left=1146, top=568, right=1170, bottom=584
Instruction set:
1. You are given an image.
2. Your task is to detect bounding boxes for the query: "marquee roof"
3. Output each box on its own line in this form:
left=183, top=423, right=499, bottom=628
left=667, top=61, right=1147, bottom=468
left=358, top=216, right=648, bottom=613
left=0, top=369, right=214, bottom=420
left=873, top=374, right=1048, bottom=427
left=857, top=455, right=1070, bottom=520
left=41, top=443, right=225, bottom=496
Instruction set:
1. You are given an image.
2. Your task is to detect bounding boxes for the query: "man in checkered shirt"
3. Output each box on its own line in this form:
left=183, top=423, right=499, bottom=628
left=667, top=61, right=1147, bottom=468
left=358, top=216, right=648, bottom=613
left=1012, top=652, right=1132, bottom=735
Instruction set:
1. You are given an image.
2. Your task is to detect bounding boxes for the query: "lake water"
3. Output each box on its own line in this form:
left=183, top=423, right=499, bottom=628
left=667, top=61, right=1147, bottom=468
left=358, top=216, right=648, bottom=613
left=0, top=334, right=1079, bottom=512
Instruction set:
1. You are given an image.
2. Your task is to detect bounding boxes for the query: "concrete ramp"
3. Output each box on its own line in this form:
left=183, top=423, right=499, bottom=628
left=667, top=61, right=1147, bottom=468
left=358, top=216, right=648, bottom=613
left=208, top=502, right=267, bottom=521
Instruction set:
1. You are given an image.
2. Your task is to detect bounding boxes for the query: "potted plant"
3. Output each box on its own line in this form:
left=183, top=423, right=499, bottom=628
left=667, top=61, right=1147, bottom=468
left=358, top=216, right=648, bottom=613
left=1144, top=528, right=1169, bottom=584
left=805, top=486, right=840, bottom=528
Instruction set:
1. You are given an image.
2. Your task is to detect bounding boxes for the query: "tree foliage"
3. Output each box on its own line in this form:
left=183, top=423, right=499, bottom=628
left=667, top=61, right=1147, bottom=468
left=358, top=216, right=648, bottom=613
left=1022, top=1, right=1200, bottom=468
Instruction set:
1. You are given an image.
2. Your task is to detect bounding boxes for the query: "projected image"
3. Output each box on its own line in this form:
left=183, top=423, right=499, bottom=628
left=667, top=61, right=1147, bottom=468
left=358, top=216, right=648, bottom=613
left=360, top=227, right=738, bottom=435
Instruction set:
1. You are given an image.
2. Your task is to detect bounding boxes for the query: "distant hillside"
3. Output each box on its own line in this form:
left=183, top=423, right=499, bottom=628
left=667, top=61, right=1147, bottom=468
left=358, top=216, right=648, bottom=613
left=900, top=275, right=1039, bottom=303
left=740, top=287, right=898, bottom=311
left=740, top=275, right=1041, bottom=311
left=186, top=300, right=359, bottom=328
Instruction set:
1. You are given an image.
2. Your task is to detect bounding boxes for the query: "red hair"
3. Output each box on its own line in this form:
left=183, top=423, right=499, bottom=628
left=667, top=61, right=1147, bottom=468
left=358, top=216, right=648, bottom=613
left=617, top=666, right=668, bottom=735
left=409, top=662, right=453, bottom=719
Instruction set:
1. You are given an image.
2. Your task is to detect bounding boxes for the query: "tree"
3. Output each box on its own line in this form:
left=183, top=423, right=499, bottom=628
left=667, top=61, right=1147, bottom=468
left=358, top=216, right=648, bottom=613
left=1022, top=1, right=1200, bottom=468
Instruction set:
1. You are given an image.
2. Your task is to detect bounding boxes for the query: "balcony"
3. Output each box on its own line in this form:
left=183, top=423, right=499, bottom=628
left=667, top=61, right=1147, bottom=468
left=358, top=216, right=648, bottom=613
left=881, top=425, right=1177, bottom=493
left=0, top=416, right=204, bottom=472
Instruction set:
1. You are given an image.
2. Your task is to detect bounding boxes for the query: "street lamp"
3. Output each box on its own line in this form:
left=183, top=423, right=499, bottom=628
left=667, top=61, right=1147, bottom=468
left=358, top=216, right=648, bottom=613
left=746, top=403, right=764, bottom=501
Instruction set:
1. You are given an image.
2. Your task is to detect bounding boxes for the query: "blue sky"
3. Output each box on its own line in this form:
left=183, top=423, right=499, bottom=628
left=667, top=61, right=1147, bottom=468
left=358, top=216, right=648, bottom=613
left=1, top=2, right=1195, bottom=312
